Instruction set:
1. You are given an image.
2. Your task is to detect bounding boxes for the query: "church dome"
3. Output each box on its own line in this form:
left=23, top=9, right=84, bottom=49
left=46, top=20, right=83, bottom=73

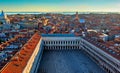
left=0, top=10, right=7, bottom=19
left=0, top=10, right=10, bottom=24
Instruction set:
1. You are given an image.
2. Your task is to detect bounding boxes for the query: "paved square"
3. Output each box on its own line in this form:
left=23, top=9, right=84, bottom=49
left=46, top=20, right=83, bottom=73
left=38, top=50, right=105, bottom=73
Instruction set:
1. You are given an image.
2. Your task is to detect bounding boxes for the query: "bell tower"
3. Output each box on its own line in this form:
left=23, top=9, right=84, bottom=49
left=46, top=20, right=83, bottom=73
left=75, top=12, right=79, bottom=20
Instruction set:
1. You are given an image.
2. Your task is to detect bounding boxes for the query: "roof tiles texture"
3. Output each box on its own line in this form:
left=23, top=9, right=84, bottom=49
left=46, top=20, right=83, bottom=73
left=0, top=32, right=40, bottom=73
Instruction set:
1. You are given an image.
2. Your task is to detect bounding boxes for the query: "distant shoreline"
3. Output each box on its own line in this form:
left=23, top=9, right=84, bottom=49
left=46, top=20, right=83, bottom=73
left=5, top=12, right=120, bottom=15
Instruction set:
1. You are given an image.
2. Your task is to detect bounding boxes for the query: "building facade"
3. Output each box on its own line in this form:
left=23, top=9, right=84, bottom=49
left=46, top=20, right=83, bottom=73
left=30, top=34, right=120, bottom=73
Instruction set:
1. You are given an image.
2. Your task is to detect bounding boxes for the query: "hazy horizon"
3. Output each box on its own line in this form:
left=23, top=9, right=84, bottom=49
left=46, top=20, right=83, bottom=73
left=2, top=11, right=120, bottom=15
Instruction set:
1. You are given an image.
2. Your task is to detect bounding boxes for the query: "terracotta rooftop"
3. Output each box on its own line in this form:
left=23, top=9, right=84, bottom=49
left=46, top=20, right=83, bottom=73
left=0, top=32, right=41, bottom=73
left=0, top=35, right=24, bottom=51
left=83, top=37, right=120, bottom=60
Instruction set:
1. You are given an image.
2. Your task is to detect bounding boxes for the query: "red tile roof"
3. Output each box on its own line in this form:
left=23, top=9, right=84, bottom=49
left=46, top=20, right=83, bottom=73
left=0, top=32, right=41, bottom=73
left=0, top=35, right=23, bottom=50
left=84, top=37, right=120, bottom=60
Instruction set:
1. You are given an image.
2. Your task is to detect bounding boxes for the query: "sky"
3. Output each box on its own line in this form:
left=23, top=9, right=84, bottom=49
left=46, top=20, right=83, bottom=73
left=0, top=0, right=120, bottom=12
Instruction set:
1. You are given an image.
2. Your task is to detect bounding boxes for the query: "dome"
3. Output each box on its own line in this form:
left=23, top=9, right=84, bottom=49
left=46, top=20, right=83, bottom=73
left=79, top=19, right=85, bottom=23
left=0, top=10, right=10, bottom=24
left=0, top=10, right=7, bottom=19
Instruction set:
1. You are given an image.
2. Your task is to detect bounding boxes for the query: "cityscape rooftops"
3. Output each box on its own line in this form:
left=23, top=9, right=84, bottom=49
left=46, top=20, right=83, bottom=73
left=0, top=32, right=41, bottom=73
left=1, top=12, right=120, bottom=73
left=83, top=37, right=120, bottom=60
